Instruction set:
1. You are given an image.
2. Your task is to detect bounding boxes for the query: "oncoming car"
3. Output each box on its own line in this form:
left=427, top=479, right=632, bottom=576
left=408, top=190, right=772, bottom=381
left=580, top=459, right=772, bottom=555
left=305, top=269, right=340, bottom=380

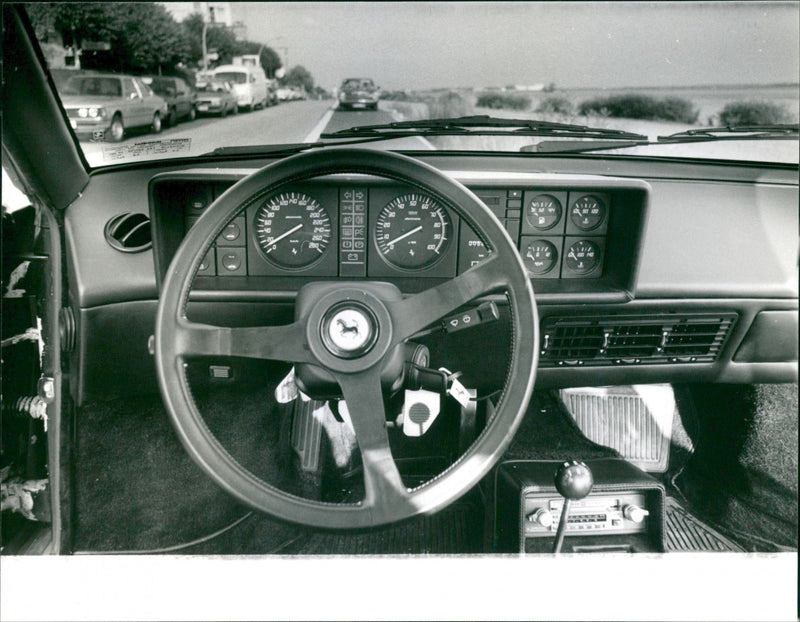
left=1, top=2, right=798, bottom=620
left=338, top=77, right=381, bottom=110
left=59, top=73, right=168, bottom=141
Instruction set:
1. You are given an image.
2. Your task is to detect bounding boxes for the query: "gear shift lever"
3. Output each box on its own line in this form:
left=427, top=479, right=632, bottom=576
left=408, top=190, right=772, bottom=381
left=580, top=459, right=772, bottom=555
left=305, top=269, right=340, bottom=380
left=552, top=460, right=594, bottom=554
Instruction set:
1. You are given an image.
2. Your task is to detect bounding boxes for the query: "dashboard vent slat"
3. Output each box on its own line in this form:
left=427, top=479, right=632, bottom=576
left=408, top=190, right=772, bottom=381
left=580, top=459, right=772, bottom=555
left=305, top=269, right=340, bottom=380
left=540, top=313, right=737, bottom=367
left=104, top=212, right=152, bottom=253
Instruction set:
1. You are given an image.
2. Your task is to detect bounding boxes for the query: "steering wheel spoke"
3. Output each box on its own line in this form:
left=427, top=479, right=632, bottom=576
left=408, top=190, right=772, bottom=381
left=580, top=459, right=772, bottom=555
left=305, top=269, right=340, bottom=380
left=388, top=254, right=507, bottom=341
left=174, top=318, right=313, bottom=364
left=335, top=368, right=412, bottom=519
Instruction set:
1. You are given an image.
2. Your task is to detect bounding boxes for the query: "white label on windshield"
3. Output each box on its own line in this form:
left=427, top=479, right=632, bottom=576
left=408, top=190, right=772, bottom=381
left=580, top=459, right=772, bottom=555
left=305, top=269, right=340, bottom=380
left=101, top=139, right=191, bottom=162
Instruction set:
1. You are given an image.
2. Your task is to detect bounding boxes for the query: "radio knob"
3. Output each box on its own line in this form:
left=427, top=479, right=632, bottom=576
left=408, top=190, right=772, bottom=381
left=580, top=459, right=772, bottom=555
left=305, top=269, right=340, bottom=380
left=623, top=504, right=649, bottom=523
left=528, top=508, right=554, bottom=528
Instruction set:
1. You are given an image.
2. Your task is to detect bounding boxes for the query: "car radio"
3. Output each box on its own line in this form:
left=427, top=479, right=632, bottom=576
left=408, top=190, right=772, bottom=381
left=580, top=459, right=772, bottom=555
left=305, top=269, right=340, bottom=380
left=494, top=459, right=665, bottom=553
left=523, top=491, right=649, bottom=537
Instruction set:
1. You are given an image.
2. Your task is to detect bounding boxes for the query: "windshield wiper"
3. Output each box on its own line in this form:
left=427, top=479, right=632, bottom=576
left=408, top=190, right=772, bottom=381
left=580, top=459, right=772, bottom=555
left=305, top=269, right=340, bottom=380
left=658, top=124, right=799, bottom=143
left=202, top=136, right=400, bottom=157
left=321, top=115, right=649, bottom=141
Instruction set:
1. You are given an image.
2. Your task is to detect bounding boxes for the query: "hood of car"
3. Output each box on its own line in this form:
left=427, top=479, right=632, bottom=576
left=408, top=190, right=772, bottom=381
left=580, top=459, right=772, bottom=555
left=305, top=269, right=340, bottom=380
left=60, top=94, right=123, bottom=108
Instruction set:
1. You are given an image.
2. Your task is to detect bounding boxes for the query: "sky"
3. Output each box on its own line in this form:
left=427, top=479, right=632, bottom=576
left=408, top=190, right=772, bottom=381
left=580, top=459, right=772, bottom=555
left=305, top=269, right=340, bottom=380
left=227, top=1, right=800, bottom=91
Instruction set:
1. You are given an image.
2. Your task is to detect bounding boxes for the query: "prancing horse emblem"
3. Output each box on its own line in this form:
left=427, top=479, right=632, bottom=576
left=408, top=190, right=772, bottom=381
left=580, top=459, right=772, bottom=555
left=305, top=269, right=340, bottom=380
left=337, top=318, right=360, bottom=337
left=326, top=307, right=373, bottom=353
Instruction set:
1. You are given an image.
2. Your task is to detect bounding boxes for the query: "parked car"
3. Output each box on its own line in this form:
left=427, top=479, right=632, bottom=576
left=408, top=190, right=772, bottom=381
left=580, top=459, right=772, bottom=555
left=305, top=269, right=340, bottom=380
left=275, top=86, right=294, bottom=102
left=266, top=79, right=279, bottom=106
left=212, top=64, right=269, bottom=111
left=59, top=73, right=168, bottom=141
left=142, top=76, right=197, bottom=126
left=337, top=77, right=381, bottom=110
left=194, top=80, right=238, bottom=117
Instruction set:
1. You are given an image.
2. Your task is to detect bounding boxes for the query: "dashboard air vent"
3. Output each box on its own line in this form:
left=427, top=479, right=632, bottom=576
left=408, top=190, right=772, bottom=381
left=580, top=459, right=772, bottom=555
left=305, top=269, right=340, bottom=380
left=540, top=313, right=737, bottom=367
left=104, top=212, right=152, bottom=253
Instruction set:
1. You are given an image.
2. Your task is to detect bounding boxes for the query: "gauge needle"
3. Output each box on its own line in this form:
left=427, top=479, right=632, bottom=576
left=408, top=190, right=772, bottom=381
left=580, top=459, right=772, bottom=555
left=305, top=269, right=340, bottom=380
left=385, top=225, right=423, bottom=247
left=268, top=223, right=303, bottom=246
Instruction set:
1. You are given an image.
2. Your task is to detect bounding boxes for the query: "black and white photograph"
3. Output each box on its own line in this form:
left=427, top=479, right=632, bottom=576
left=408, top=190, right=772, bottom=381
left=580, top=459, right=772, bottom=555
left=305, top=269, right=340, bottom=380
left=1, top=2, right=798, bottom=620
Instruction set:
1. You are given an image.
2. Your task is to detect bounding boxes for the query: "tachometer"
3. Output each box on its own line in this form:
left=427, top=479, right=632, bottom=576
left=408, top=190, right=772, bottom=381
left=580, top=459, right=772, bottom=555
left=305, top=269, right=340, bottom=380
left=374, top=193, right=452, bottom=270
left=254, top=192, right=332, bottom=269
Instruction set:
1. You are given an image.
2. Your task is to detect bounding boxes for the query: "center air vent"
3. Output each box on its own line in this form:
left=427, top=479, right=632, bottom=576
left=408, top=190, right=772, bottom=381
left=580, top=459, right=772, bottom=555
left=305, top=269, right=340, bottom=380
left=540, top=313, right=737, bottom=367
left=104, top=212, right=152, bottom=253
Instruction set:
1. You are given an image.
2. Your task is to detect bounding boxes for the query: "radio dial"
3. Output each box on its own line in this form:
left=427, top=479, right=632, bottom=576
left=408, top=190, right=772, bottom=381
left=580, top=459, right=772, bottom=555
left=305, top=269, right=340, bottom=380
left=528, top=508, right=555, bottom=528
left=623, top=504, right=649, bottom=523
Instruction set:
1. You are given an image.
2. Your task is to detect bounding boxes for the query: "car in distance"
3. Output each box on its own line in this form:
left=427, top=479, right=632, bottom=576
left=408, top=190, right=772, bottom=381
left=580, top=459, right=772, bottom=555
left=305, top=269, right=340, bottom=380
left=194, top=80, right=238, bottom=117
left=59, top=73, right=168, bottom=142
left=142, top=76, right=197, bottom=126
left=338, top=77, right=381, bottom=110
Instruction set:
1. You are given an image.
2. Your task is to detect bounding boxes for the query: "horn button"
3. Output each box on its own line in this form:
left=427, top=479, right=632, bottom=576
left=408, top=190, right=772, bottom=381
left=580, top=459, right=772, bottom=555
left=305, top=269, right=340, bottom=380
left=321, top=303, right=378, bottom=358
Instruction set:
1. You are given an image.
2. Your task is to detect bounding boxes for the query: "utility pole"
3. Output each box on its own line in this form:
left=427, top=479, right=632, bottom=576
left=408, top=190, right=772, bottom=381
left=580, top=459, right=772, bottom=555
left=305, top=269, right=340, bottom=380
left=201, top=4, right=216, bottom=72
left=202, top=20, right=208, bottom=72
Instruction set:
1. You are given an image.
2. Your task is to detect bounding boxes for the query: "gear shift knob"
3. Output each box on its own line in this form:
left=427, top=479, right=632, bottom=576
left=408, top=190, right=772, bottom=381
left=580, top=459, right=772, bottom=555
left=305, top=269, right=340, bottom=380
left=554, top=460, right=594, bottom=500
left=552, top=460, right=593, bottom=554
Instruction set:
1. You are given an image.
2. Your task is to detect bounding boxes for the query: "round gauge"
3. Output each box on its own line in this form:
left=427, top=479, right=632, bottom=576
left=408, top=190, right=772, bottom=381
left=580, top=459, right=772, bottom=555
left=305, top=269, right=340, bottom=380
left=569, top=195, right=606, bottom=231
left=522, top=239, right=559, bottom=275
left=374, top=193, right=452, bottom=270
left=253, top=192, right=332, bottom=269
left=564, top=239, right=601, bottom=275
left=526, top=194, right=562, bottom=231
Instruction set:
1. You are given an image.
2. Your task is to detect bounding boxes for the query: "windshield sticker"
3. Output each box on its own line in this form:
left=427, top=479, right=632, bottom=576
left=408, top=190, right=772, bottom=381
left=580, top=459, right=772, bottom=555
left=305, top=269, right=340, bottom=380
left=101, top=139, right=191, bottom=163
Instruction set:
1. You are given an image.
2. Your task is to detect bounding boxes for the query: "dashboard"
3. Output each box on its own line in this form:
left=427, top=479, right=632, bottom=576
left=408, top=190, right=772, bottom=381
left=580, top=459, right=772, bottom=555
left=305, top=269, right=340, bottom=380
left=149, top=172, right=647, bottom=298
left=62, top=154, right=798, bottom=404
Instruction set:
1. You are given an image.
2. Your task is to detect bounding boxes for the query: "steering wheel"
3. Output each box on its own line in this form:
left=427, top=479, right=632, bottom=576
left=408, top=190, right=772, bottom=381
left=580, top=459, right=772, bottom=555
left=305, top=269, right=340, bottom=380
left=155, top=148, right=538, bottom=529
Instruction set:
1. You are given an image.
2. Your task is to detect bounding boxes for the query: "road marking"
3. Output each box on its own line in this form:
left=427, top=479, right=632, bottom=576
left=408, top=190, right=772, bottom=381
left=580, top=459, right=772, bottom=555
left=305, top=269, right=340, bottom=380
left=303, top=106, right=336, bottom=143
left=387, top=106, right=436, bottom=150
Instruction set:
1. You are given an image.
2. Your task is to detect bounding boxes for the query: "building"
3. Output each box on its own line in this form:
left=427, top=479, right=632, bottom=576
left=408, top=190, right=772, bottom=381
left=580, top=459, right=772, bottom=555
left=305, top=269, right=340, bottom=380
left=160, top=2, right=233, bottom=27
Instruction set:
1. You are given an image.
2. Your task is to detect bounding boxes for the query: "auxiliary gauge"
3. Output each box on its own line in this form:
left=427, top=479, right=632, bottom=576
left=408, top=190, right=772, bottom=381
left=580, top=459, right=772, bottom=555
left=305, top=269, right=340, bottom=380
left=522, top=239, right=559, bottom=275
left=569, top=194, right=607, bottom=231
left=374, top=193, right=452, bottom=270
left=564, top=239, right=601, bottom=275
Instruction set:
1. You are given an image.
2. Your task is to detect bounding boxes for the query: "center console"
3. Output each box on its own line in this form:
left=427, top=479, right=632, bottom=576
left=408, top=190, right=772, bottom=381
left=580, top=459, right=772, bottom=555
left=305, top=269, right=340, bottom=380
left=494, top=459, right=666, bottom=553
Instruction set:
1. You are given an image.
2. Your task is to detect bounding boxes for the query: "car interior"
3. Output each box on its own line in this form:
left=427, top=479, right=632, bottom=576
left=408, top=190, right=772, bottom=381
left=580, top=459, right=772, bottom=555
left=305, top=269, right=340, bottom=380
left=1, top=2, right=797, bottom=619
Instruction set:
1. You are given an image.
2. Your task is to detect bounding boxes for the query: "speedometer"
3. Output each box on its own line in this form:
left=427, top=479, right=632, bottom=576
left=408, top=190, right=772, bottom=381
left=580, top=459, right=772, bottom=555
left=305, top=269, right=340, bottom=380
left=253, top=192, right=332, bottom=269
left=374, top=193, right=452, bottom=270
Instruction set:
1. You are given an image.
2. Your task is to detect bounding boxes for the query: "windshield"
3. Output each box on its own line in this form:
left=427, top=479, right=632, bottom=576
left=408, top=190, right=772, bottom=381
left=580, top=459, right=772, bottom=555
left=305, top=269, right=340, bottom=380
left=213, top=71, right=248, bottom=85
left=62, top=76, right=122, bottom=97
left=28, top=1, right=799, bottom=167
left=197, top=81, right=231, bottom=93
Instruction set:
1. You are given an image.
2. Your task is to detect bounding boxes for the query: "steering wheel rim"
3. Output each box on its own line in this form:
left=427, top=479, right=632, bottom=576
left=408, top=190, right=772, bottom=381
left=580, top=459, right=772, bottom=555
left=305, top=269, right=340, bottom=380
left=155, top=148, right=538, bottom=529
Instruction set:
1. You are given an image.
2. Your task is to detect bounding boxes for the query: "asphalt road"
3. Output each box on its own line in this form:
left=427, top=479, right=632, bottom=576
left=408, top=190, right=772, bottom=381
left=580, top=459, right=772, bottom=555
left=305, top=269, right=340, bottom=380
left=79, top=101, right=429, bottom=166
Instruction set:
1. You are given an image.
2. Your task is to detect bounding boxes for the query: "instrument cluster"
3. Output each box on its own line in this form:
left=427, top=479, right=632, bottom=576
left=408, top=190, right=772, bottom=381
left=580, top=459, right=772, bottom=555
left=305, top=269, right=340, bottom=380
left=179, top=181, right=614, bottom=281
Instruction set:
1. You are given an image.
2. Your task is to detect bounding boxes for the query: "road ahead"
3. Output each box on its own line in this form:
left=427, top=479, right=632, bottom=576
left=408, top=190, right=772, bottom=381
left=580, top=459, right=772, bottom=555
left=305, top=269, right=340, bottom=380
left=80, top=101, right=429, bottom=166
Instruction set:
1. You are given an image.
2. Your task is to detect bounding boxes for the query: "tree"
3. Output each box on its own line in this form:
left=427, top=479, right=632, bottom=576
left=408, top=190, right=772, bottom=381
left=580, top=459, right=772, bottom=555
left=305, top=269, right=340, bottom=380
left=181, top=16, right=282, bottom=76
left=281, top=65, right=314, bottom=92
left=25, top=3, right=189, bottom=74
left=181, top=13, right=237, bottom=68
left=231, top=40, right=282, bottom=78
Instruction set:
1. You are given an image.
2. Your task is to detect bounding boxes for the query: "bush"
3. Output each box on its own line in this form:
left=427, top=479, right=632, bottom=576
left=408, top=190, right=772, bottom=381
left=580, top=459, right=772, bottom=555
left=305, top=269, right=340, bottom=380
left=718, top=101, right=793, bottom=126
left=475, top=91, right=531, bottom=110
left=380, top=90, right=413, bottom=101
left=535, top=96, right=574, bottom=115
left=427, top=90, right=473, bottom=118
left=578, top=94, right=698, bottom=123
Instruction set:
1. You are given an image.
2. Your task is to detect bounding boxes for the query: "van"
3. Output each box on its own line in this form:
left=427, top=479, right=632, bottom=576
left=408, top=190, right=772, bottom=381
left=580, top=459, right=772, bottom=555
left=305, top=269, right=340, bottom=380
left=211, top=64, right=268, bottom=112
